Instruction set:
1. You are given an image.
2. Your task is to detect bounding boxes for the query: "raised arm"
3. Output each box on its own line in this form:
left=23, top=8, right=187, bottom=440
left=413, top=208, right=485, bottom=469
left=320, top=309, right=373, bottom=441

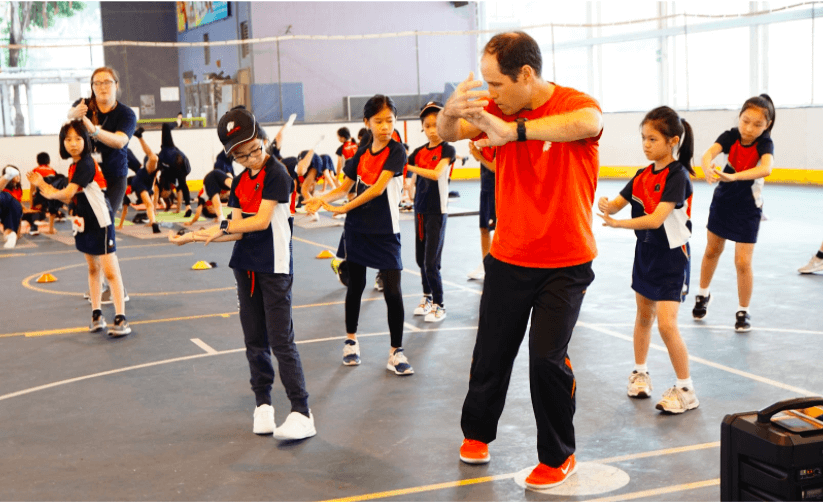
left=437, top=72, right=488, bottom=142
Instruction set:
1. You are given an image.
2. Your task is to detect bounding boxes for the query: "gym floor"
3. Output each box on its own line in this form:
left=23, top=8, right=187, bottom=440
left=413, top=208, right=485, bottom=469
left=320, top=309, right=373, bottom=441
left=2, top=179, right=822, bottom=501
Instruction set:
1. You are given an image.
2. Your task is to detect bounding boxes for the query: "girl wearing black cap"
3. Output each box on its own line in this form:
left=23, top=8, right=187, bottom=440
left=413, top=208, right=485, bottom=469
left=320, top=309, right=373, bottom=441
left=169, top=107, right=314, bottom=441
left=406, top=101, right=455, bottom=323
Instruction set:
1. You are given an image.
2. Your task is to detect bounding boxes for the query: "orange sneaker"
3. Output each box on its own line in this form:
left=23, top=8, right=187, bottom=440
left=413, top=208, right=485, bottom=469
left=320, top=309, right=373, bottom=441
left=524, top=454, right=577, bottom=490
left=459, top=439, right=490, bottom=464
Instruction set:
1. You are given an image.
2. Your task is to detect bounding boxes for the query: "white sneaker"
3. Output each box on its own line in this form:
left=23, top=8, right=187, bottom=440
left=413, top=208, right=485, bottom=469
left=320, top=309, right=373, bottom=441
left=467, top=263, right=485, bottom=280
left=387, top=347, right=414, bottom=375
left=627, top=371, right=652, bottom=398
left=273, top=411, right=316, bottom=440
left=309, top=213, right=320, bottom=222
left=413, top=296, right=432, bottom=316
left=342, top=338, right=361, bottom=366
left=3, top=232, right=17, bottom=249
left=424, top=304, right=446, bottom=322
left=655, top=386, right=699, bottom=414
left=798, top=255, right=823, bottom=274
left=253, top=404, right=275, bottom=435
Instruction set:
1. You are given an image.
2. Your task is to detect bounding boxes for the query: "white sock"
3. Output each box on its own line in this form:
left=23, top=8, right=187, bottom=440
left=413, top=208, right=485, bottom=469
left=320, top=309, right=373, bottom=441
left=634, top=363, right=648, bottom=374
left=738, top=305, right=749, bottom=313
left=676, top=377, right=693, bottom=390
left=698, top=287, right=710, bottom=297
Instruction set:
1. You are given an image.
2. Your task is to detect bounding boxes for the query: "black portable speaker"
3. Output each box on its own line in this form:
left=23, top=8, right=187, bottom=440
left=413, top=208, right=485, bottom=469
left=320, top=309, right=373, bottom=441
left=721, top=397, right=823, bottom=501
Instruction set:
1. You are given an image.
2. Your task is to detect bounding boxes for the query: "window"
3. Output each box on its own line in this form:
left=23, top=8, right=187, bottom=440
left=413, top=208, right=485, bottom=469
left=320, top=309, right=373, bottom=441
left=768, top=19, right=813, bottom=106
left=675, top=27, right=750, bottom=109
left=600, top=39, right=660, bottom=111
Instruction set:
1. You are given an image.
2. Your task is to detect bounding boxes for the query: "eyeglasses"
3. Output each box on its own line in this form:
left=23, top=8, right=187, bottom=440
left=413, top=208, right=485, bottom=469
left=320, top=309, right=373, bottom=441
left=233, top=145, right=263, bottom=162
left=92, top=80, right=116, bottom=88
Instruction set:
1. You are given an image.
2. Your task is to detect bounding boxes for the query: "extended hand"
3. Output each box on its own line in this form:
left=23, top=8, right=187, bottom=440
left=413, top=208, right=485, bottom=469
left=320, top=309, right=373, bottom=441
left=443, top=72, right=490, bottom=120
left=713, top=166, right=736, bottom=183
left=304, top=197, right=323, bottom=215
left=597, top=212, right=619, bottom=228
left=26, top=171, right=44, bottom=188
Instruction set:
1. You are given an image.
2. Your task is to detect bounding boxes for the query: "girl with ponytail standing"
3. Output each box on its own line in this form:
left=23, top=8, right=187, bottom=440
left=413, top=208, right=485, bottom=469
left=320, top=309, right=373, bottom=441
left=692, top=95, right=775, bottom=332
left=598, top=106, right=699, bottom=414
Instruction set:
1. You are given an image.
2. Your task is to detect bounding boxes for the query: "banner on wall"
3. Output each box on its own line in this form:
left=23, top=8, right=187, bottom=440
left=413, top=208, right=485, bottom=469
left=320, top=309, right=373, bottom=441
left=177, top=1, right=230, bottom=32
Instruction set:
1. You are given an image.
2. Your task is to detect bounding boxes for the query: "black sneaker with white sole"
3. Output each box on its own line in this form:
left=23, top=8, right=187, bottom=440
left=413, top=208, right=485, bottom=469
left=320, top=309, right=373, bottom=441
left=734, top=311, right=751, bottom=332
left=692, top=294, right=711, bottom=320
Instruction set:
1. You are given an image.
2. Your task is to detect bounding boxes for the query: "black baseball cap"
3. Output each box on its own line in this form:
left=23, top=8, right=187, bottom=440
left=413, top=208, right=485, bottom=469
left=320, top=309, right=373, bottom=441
left=217, top=108, right=257, bottom=155
left=419, top=101, right=444, bottom=117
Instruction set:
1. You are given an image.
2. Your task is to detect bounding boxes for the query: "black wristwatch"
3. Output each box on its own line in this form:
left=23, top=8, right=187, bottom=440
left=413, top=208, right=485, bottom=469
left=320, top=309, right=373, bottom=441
left=220, top=219, right=230, bottom=235
left=516, top=118, right=527, bottom=142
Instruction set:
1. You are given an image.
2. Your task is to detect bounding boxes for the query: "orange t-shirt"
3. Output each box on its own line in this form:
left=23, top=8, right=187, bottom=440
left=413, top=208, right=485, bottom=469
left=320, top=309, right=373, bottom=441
left=487, top=85, right=602, bottom=268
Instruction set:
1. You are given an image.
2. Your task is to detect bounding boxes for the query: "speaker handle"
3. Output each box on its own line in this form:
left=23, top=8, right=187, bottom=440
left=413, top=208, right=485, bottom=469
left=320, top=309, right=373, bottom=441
left=757, top=396, right=823, bottom=424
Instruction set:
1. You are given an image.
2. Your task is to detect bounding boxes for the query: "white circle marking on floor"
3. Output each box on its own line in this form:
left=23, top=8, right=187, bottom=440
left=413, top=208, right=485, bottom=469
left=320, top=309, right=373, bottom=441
left=512, top=462, right=631, bottom=495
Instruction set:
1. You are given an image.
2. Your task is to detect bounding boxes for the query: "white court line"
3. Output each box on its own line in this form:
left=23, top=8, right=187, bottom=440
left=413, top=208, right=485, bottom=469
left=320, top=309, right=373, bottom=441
left=578, top=322, right=818, bottom=396
left=0, top=326, right=479, bottom=403
left=1, top=321, right=815, bottom=403
left=190, top=338, right=217, bottom=354
left=585, top=322, right=823, bottom=336
left=404, top=323, right=421, bottom=332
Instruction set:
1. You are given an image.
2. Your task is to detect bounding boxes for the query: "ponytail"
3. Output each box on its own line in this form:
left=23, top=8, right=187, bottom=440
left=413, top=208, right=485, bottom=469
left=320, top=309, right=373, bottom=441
left=678, top=118, right=695, bottom=175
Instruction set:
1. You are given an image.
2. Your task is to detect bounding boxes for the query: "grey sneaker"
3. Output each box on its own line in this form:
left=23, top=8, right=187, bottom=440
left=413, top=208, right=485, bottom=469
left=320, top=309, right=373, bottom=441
left=108, top=316, right=131, bottom=338
left=89, top=311, right=106, bottom=332
left=627, top=371, right=652, bottom=398
left=656, top=386, right=699, bottom=413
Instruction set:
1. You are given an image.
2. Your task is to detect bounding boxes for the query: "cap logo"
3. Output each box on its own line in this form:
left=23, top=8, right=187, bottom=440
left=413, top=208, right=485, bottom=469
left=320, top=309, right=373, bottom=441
left=226, top=121, right=241, bottom=136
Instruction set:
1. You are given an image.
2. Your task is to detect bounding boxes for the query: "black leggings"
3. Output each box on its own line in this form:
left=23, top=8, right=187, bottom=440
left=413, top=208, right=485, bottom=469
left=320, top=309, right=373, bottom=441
left=345, top=262, right=404, bottom=348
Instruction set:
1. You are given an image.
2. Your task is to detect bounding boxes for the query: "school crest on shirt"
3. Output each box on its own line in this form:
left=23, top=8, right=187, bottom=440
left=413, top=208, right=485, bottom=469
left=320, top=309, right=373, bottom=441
left=654, top=183, right=661, bottom=192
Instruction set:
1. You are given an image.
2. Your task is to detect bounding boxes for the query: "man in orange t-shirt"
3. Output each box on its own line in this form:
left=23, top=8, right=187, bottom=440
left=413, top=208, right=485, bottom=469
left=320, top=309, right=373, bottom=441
left=438, top=30, right=602, bottom=490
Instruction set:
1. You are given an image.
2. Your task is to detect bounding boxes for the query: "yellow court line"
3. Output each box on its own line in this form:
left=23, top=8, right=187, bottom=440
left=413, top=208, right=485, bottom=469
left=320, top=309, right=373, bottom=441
left=584, top=478, right=720, bottom=502
left=318, top=474, right=515, bottom=502
left=317, top=442, right=722, bottom=502
left=0, top=253, right=27, bottom=258
left=6, top=241, right=174, bottom=258
left=0, top=293, right=437, bottom=339
left=591, top=441, right=720, bottom=465
left=21, top=252, right=194, bottom=295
